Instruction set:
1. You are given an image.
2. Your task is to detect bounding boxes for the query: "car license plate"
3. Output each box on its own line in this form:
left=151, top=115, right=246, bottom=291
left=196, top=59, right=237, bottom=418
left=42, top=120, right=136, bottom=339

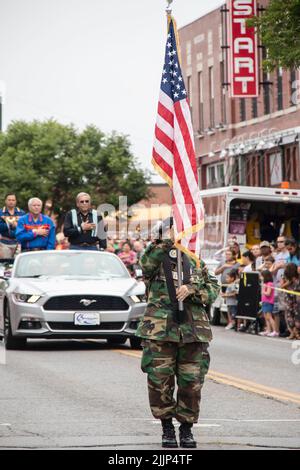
left=74, top=312, right=100, bottom=326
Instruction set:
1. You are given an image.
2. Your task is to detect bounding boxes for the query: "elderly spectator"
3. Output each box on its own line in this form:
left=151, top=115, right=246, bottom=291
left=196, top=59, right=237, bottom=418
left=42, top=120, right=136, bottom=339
left=133, top=240, right=145, bottom=262
left=63, top=192, right=107, bottom=251
left=16, top=198, right=56, bottom=252
left=282, top=263, right=300, bottom=340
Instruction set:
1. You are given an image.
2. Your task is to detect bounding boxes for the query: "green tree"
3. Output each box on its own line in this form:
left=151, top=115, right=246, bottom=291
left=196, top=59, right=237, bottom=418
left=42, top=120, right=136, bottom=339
left=250, top=0, right=300, bottom=70
left=0, top=120, right=150, bottom=220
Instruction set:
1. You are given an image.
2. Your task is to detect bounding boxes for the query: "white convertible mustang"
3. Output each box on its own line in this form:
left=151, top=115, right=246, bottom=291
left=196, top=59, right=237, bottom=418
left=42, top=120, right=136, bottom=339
left=0, top=250, right=146, bottom=350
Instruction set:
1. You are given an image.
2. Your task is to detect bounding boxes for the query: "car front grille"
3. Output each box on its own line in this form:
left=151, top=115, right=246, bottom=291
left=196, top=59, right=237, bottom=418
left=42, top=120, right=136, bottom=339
left=47, top=322, right=125, bottom=331
left=43, top=295, right=129, bottom=311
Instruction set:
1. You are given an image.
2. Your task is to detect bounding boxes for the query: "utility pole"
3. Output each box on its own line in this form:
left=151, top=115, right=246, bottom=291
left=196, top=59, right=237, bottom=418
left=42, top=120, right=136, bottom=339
left=0, top=95, right=2, bottom=132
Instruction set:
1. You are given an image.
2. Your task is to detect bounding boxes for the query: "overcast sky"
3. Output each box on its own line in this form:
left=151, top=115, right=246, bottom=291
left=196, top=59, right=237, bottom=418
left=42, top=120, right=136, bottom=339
left=0, top=0, right=224, bottom=182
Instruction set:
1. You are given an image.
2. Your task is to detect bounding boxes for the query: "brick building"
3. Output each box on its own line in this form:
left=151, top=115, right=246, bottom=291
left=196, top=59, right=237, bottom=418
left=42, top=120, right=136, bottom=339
left=179, top=0, right=300, bottom=190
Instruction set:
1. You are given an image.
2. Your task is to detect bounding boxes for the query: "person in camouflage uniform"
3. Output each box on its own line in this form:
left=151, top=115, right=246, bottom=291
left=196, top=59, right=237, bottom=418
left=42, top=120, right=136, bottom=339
left=136, top=219, right=220, bottom=448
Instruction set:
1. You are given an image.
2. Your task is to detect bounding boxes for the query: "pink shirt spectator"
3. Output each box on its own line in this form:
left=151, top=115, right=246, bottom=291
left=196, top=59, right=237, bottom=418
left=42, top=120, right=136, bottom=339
left=118, top=250, right=137, bottom=267
left=262, top=282, right=275, bottom=304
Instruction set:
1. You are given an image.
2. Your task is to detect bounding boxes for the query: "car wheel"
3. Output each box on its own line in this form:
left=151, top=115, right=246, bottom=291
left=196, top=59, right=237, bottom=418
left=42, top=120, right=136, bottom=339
left=106, top=337, right=128, bottom=346
left=210, top=307, right=221, bottom=326
left=129, top=336, right=142, bottom=350
left=4, top=303, right=27, bottom=350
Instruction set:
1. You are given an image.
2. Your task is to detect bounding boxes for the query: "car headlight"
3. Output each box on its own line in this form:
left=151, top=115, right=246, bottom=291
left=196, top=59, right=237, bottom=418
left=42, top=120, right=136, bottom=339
left=130, top=294, right=147, bottom=303
left=13, top=294, right=41, bottom=304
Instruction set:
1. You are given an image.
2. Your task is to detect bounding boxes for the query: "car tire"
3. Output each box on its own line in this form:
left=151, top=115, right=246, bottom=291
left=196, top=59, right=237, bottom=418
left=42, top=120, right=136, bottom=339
left=211, top=307, right=221, bottom=326
left=106, top=337, right=128, bottom=346
left=129, top=336, right=142, bottom=350
left=4, top=303, right=27, bottom=350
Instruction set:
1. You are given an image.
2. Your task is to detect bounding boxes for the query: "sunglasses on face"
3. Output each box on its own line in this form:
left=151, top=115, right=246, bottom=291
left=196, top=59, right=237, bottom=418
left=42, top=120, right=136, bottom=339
left=79, top=200, right=90, bottom=203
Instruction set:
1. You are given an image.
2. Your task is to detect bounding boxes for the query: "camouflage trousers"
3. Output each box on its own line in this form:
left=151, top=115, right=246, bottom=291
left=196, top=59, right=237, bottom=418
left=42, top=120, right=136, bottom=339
left=141, top=340, right=210, bottom=424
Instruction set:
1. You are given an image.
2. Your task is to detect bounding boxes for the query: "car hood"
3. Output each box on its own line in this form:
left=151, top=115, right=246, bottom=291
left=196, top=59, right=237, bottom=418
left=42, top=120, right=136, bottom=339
left=10, top=276, right=145, bottom=296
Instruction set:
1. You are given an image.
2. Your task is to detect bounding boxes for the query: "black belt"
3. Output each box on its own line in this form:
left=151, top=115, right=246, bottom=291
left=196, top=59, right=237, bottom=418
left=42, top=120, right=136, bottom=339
left=75, top=242, right=98, bottom=247
left=22, top=248, right=44, bottom=252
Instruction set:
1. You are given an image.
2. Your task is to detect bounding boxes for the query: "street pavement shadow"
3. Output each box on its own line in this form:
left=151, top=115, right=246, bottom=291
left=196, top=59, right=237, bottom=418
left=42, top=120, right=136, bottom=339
left=22, top=339, right=132, bottom=352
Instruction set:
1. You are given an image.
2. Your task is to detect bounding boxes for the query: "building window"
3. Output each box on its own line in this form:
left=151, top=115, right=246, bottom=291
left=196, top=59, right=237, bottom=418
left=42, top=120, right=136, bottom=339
left=251, top=98, right=258, bottom=119
left=290, top=69, right=297, bottom=106
left=207, top=163, right=225, bottom=188
left=220, top=61, right=227, bottom=125
left=258, top=153, right=265, bottom=186
left=209, top=66, right=215, bottom=128
left=269, top=152, right=283, bottom=186
left=187, top=75, right=193, bottom=121
left=231, top=158, right=240, bottom=185
left=207, top=166, right=217, bottom=188
left=240, top=99, right=246, bottom=122
left=217, top=164, right=225, bottom=187
left=277, top=68, right=283, bottom=111
left=263, top=72, right=271, bottom=114
left=283, top=146, right=298, bottom=181
left=198, top=72, right=204, bottom=132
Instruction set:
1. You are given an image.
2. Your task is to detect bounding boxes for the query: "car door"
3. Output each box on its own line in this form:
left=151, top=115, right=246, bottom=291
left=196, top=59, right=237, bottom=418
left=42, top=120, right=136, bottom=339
left=0, top=277, right=8, bottom=334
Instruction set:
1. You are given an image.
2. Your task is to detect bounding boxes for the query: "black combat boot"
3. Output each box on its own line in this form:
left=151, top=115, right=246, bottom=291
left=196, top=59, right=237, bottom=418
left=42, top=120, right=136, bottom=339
left=161, top=419, right=178, bottom=448
left=179, top=423, right=197, bottom=448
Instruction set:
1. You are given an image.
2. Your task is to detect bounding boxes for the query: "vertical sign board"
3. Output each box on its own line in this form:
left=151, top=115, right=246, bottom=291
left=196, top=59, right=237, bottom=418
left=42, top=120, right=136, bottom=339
left=228, top=0, right=259, bottom=98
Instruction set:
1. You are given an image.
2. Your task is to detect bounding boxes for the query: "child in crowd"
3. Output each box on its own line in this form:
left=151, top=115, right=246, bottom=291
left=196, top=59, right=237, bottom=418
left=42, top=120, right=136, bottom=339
left=260, top=270, right=278, bottom=337
left=221, top=269, right=239, bottom=330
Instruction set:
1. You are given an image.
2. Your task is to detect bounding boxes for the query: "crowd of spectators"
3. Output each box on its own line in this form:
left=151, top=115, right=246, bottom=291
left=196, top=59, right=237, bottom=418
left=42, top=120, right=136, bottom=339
left=215, top=236, right=300, bottom=340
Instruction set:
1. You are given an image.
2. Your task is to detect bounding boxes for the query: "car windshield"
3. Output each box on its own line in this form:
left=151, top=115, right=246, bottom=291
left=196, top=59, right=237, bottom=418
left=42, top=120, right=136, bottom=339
left=14, top=252, right=130, bottom=279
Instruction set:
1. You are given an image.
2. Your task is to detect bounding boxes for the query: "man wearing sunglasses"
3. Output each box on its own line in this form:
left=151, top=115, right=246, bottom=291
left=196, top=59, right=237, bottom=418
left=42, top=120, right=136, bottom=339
left=63, top=193, right=107, bottom=251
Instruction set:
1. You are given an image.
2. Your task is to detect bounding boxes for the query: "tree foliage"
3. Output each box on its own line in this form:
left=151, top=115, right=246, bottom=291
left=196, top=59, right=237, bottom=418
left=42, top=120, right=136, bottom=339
left=250, top=0, right=300, bottom=70
left=0, top=120, right=150, bottom=217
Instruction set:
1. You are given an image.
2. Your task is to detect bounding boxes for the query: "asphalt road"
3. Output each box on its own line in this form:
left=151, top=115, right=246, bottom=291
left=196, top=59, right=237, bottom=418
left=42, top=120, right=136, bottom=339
left=0, top=327, right=299, bottom=450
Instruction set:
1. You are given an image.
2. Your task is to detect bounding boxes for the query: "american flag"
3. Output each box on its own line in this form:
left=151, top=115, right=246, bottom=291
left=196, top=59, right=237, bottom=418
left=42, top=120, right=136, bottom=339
left=152, top=17, right=204, bottom=264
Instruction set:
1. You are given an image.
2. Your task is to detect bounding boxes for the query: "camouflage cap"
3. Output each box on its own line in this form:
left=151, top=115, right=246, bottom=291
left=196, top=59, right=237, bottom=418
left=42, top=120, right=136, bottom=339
left=151, top=217, right=174, bottom=240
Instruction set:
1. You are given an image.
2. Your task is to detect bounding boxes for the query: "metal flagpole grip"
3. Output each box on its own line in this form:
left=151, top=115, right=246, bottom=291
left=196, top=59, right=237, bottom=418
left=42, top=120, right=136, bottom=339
left=166, top=0, right=173, bottom=14
left=176, top=248, right=184, bottom=312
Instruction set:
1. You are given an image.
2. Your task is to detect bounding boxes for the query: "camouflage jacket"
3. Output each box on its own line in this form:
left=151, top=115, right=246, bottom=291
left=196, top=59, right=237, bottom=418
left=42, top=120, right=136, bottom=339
left=136, top=240, right=220, bottom=343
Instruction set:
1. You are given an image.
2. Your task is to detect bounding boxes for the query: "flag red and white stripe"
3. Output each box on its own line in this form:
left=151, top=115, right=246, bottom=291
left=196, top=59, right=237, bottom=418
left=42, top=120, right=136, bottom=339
left=152, top=17, right=204, bottom=264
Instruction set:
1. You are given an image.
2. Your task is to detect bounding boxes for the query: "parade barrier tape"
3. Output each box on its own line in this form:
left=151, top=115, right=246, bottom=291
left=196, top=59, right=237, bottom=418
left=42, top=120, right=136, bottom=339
left=221, top=283, right=300, bottom=297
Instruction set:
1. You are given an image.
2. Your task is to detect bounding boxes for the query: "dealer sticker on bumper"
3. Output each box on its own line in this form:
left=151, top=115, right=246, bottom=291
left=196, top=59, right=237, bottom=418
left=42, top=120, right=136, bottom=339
left=74, top=312, right=100, bottom=326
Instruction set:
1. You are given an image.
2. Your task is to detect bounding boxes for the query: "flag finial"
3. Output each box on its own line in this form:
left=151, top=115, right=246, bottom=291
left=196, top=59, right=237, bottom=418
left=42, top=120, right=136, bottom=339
left=166, top=0, right=173, bottom=15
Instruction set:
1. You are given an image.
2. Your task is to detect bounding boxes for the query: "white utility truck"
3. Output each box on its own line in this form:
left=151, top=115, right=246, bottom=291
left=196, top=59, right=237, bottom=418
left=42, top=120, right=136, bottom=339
left=200, top=185, right=300, bottom=324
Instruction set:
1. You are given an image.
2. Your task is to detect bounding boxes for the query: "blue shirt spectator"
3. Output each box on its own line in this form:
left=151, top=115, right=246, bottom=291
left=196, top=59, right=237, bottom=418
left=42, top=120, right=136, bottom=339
left=16, top=198, right=56, bottom=252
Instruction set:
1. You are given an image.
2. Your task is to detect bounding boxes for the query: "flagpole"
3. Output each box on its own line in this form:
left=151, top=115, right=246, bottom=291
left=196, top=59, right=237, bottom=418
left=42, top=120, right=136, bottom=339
left=166, top=0, right=173, bottom=16
left=164, top=1, right=184, bottom=313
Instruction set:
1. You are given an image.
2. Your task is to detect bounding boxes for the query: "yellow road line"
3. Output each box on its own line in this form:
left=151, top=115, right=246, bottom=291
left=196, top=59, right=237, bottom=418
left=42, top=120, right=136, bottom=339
left=114, top=349, right=300, bottom=406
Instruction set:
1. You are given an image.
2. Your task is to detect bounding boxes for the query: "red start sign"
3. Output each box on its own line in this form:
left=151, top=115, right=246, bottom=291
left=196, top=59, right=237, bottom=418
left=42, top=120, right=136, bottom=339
left=228, top=0, right=259, bottom=98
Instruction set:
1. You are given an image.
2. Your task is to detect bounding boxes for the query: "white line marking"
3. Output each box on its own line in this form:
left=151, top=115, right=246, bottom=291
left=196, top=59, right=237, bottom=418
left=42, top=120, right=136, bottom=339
left=151, top=421, right=221, bottom=428
left=201, top=419, right=300, bottom=423
left=0, top=340, right=6, bottom=365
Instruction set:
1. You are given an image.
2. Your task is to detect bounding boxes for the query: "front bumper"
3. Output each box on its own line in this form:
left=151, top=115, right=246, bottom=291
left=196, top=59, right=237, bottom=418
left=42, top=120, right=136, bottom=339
left=9, top=298, right=146, bottom=339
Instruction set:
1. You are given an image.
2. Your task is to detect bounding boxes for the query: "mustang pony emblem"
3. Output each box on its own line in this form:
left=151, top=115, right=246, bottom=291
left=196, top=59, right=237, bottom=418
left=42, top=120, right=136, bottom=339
left=80, top=299, right=97, bottom=307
